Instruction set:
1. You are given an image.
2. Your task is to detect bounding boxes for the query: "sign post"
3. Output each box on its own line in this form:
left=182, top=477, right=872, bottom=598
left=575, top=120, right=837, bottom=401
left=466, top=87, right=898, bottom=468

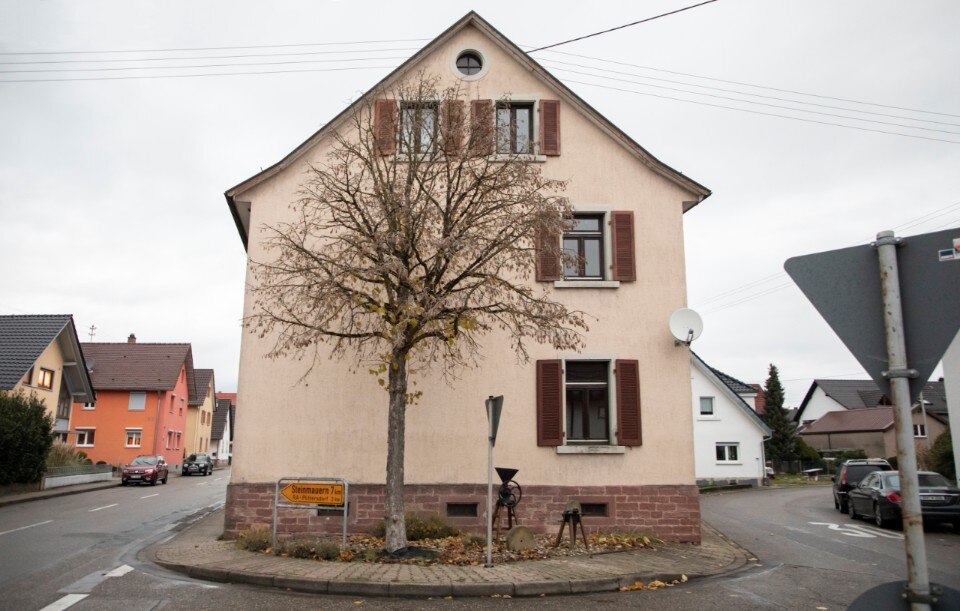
left=875, top=231, right=930, bottom=611
left=485, top=395, right=503, bottom=568
left=272, top=477, right=349, bottom=549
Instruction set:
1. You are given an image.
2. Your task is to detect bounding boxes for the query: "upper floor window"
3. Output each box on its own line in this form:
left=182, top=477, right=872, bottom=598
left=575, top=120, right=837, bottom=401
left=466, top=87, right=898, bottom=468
left=563, top=215, right=604, bottom=280
left=399, top=102, right=437, bottom=154
left=129, top=392, right=146, bottom=411
left=76, top=428, right=95, bottom=447
left=179, top=397, right=184, bottom=416
left=699, top=397, right=715, bottom=416
left=22, top=367, right=33, bottom=385
left=913, top=424, right=926, bottom=438
left=565, top=361, right=610, bottom=443
left=82, top=402, right=95, bottom=410
left=496, top=103, right=534, bottom=154
left=456, top=51, right=483, bottom=76
left=38, top=368, right=55, bottom=390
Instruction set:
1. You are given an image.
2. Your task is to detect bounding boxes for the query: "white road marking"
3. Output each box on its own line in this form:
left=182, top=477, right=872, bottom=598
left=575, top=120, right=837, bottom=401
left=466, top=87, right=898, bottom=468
left=89, top=503, right=118, bottom=512
left=846, top=524, right=904, bottom=540
left=214, top=477, right=223, bottom=481
left=0, top=519, right=54, bottom=536
left=196, top=482, right=207, bottom=486
left=140, top=493, right=159, bottom=499
left=808, top=522, right=875, bottom=537
left=39, top=594, right=88, bottom=611
left=104, top=564, right=134, bottom=578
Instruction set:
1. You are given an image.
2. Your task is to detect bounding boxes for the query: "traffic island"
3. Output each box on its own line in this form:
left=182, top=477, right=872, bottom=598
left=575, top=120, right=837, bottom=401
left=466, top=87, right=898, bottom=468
left=149, top=509, right=752, bottom=598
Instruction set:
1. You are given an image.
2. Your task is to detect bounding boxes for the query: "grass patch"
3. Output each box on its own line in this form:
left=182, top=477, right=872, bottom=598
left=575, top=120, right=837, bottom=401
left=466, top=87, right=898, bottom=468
left=369, top=513, right=460, bottom=541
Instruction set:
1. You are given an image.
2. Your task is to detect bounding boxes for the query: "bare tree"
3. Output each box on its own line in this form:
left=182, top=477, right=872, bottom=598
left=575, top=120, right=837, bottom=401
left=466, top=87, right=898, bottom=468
left=248, top=74, right=586, bottom=553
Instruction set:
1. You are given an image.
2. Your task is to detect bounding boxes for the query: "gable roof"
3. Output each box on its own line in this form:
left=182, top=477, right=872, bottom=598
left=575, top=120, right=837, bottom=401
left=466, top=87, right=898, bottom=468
left=0, top=314, right=94, bottom=400
left=706, top=363, right=756, bottom=396
left=211, top=397, right=231, bottom=441
left=224, top=11, right=711, bottom=249
left=189, top=368, right=215, bottom=406
left=801, top=405, right=947, bottom=435
left=82, top=342, right=194, bottom=392
left=691, top=352, right=771, bottom=437
left=796, top=378, right=947, bottom=421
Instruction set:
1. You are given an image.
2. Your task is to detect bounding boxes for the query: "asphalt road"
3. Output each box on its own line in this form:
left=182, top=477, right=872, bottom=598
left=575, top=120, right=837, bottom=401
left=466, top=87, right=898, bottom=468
left=1, top=481, right=957, bottom=610
left=0, top=468, right=229, bottom=610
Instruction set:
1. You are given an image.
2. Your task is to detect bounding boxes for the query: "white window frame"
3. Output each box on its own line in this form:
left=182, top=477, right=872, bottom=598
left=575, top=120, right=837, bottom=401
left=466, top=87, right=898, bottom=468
left=913, top=424, right=927, bottom=438
left=716, top=442, right=741, bottom=464
left=76, top=428, right=96, bottom=448
left=553, top=355, right=626, bottom=454
left=553, top=207, right=620, bottom=289
left=81, top=402, right=95, bottom=410
left=37, top=367, right=55, bottom=390
left=699, top=396, right=715, bottom=416
left=125, top=428, right=142, bottom=448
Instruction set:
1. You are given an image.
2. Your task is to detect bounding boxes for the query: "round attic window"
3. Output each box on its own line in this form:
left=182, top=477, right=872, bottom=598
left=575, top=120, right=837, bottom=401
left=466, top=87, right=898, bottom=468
left=456, top=51, right=483, bottom=76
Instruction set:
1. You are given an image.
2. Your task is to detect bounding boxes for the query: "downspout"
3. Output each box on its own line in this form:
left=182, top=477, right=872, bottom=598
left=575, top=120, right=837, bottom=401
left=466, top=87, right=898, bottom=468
left=153, top=392, right=163, bottom=456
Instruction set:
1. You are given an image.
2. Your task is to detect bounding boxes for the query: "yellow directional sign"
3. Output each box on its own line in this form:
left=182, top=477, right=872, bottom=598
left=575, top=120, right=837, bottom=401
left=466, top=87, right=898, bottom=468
left=279, top=482, right=345, bottom=506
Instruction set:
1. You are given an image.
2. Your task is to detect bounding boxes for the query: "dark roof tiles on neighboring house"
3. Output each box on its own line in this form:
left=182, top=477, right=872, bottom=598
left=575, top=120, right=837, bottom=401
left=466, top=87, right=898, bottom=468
left=0, top=314, right=75, bottom=390
left=211, top=397, right=231, bottom=441
left=706, top=365, right=757, bottom=396
left=189, top=369, right=214, bottom=406
left=797, top=379, right=947, bottom=421
left=802, top=406, right=947, bottom=435
left=81, top=342, right=194, bottom=392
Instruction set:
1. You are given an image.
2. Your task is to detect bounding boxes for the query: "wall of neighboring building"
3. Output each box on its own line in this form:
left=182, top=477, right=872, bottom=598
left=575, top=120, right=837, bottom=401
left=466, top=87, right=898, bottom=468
left=227, top=24, right=701, bottom=542
left=185, top=381, right=216, bottom=455
left=881, top=410, right=948, bottom=459
left=691, top=367, right=766, bottom=486
left=798, top=386, right=845, bottom=425
left=945, top=332, right=960, bottom=486
left=801, top=431, right=887, bottom=458
left=11, top=337, right=67, bottom=430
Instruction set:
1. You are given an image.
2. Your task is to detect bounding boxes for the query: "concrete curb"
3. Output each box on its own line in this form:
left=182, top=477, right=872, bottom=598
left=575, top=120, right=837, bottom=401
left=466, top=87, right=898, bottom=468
left=147, top=513, right=752, bottom=599
left=0, top=479, right=120, bottom=508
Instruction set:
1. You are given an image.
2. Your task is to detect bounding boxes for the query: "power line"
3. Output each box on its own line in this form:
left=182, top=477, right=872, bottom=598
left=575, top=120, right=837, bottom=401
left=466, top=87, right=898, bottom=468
left=0, top=64, right=398, bottom=84
left=527, top=0, right=720, bottom=53
left=0, top=56, right=410, bottom=74
left=560, top=78, right=960, bottom=144
left=549, top=66, right=960, bottom=136
left=537, top=49, right=960, bottom=119
left=541, top=58, right=960, bottom=128
left=0, top=47, right=421, bottom=65
left=0, top=38, right=431, bottom=56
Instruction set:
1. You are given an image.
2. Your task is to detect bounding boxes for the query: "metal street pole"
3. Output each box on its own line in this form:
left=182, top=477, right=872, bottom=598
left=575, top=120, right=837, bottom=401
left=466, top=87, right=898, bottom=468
left=875, top=230, right=931, bottom=611
left=485, top=400, right=494, bottom=568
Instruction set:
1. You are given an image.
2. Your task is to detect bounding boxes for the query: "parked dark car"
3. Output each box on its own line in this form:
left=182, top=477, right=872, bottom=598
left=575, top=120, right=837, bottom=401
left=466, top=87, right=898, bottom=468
left=833, top=459, right=893, bottom=513
left=182, top=453, right=214, bottom=476
left=848, top=470, right=960, bottom=529
left=121, top=455, right=168, bottom=486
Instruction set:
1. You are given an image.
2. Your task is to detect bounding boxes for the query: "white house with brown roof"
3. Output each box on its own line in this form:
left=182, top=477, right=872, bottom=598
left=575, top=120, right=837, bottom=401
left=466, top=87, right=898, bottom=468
left=223, top=12, right=711, bottom=542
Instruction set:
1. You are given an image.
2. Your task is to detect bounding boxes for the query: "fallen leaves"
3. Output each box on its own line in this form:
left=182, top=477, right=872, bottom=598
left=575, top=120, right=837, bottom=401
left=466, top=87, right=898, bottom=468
left=618, top=575, right=687, bottom=592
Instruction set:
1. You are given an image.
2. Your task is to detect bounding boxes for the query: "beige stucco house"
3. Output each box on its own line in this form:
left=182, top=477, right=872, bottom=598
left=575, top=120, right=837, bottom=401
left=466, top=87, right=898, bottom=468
left=185, top=368, right=215, bottom=456
left=223, top=13, right=711, bottom=542
left=800, top=406, right=948, bottom=459
left=0, top=314, right=95, bottom=440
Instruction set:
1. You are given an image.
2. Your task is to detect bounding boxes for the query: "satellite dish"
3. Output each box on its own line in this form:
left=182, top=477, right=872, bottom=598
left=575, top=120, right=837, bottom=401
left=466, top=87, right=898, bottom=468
left=669, top=308, right=703, bottom=346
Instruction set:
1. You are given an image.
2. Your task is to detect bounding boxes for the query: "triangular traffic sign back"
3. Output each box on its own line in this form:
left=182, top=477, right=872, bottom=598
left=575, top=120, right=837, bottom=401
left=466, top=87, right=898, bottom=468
left=785, top=228, right=960, bottom=402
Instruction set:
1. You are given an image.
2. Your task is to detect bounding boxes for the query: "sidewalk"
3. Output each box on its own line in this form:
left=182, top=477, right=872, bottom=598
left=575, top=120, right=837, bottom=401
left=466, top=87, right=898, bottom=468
left=0, top=478, right=120, bottom=508
left=149, top=510, right=752, bottom=598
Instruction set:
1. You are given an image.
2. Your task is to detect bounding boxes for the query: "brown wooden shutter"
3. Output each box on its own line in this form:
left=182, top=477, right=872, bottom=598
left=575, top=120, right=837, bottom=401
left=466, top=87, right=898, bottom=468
left=469, top=99, right=494, bottom=156
left=615, top=359, right=642, bottom=446
left=610, top=211, right=636, bottom=282
left=537, top=360, right=563, bottom=446
left=441, top=100, right=465, bottom=156
left=539, top=99, right=561, bottom=156
left=374, top=99, right=397, bottom=155
left=535, top=217, right=561, bottom=282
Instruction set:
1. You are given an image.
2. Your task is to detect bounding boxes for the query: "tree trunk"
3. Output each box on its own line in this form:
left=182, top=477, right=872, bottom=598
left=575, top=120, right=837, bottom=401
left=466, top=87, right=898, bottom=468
left=384, top=351, right=408, bottom=553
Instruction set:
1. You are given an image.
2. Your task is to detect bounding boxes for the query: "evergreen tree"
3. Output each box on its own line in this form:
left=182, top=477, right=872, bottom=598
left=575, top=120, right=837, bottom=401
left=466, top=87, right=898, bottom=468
left=761, top=364, right=798, bottom=461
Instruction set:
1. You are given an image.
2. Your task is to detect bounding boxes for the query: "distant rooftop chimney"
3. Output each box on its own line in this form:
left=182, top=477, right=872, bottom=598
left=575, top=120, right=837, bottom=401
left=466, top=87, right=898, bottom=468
left=128, top=333, right=137, bottom=344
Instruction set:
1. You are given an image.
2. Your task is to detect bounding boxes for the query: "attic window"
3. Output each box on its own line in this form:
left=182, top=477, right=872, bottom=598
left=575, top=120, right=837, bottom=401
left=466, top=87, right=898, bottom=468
left=456, top=51, right=482, bottom=76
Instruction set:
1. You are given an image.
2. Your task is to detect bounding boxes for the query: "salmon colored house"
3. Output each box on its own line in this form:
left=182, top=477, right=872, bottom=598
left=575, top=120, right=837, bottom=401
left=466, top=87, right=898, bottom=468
left=70, top=335, right=195, bottom=468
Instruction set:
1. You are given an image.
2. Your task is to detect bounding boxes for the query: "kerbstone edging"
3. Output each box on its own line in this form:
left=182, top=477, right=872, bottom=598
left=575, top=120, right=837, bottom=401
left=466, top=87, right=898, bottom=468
left=148, top=513, right=751, bottom=598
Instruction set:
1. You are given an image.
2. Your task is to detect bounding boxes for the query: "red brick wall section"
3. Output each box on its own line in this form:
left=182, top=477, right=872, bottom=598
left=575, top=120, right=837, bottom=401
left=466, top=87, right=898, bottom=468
left=224, top=483, right=701, bottom=543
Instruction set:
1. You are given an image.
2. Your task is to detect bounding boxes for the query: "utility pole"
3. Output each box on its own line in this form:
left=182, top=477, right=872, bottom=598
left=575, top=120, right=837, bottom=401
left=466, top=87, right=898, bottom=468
left=87, top=324, right=97, bottom=341
left=875, top=230, right=930, bottom=611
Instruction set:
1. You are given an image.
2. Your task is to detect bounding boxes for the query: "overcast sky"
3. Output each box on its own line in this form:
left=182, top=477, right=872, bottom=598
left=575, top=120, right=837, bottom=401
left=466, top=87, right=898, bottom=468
left=1, top=1, right=958, bottom=404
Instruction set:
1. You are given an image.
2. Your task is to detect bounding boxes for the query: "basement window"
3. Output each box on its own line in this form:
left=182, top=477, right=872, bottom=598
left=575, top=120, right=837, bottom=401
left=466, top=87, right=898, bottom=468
left=580, top=503, right=608, bottom=517
left=446, top=503, right=479, bottom=518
